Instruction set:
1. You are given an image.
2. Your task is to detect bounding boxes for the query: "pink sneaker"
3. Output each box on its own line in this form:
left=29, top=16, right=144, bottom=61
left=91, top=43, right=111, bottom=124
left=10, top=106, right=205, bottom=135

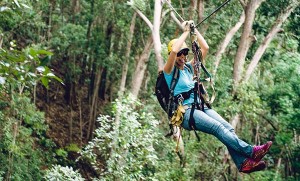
left=239, top=159, right=266, bottom=173
left=252, top=141, right=272, bottom=162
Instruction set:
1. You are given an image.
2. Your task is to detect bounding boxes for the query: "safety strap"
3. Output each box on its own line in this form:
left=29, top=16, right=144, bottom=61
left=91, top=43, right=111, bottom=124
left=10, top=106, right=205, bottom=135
left=174, top=88, right=194, bottom=104
left=198, top=63, right=216, bottom=105
left=188, top=83, right=201, bottom=142
left=167, top=67, right=180, bottom=118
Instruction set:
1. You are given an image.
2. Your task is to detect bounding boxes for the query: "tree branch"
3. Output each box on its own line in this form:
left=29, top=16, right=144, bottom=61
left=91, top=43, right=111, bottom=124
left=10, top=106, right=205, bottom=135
left=239, top=0, right=246, bottom=8
left=213, top=11, right=245, bottom=76
left=134, top=7, right=153, bottom=30
left=170, top=11, right=184, bottom=31
left=260, top=113, right=279, bottom=131
left=119, top=12, right=136, bottom=95
left=0, top=34, right=2, bottom=48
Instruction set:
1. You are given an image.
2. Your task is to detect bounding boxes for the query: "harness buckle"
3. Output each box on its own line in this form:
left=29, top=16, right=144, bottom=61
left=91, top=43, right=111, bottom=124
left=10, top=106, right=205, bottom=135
left=177, top=94, right=184, bottom=104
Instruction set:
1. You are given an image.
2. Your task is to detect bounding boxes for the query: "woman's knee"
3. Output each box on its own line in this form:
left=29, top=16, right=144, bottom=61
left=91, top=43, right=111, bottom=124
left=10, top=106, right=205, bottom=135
left=193, top=111, right=226, bottom=134
left=205, top=108, right=234, bottom=130
left=209, top=121, right=229, bottom=135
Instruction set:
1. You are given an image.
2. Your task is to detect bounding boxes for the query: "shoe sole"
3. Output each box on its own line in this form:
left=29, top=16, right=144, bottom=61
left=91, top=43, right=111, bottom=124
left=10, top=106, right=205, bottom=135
left=240, top=161, right=267, bottom=173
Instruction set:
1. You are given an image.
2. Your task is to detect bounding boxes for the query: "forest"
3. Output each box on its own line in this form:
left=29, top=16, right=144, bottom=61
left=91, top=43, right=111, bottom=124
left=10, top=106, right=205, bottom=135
left=0, top=0, right=299, bottom=180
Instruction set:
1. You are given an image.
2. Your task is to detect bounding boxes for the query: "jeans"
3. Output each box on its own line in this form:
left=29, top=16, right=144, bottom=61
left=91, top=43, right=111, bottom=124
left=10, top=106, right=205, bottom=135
left=182, top=107, right=253, bottom=169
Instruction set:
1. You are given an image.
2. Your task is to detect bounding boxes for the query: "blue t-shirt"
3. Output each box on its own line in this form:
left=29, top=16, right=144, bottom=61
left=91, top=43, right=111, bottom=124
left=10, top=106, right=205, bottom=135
left=163, top=63, right=196, bottom=105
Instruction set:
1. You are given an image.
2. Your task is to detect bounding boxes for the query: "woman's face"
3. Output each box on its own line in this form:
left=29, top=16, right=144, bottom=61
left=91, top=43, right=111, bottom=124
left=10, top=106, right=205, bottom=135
left=176, top=49, right=188, bottom=66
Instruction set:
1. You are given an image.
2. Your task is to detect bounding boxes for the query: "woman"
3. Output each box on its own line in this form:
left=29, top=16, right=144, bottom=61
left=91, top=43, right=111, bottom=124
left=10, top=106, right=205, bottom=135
left=163, top=21, right=272, bottom=173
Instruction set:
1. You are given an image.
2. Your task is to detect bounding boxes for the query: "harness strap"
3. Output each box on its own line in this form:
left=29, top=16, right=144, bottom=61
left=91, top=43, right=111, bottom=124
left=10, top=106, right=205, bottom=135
left=198, top=63, right=216, bottom=105
left=189, top=103, right=200, bottom=142
left=197, top=82, right=211, bottom=110
left=167, top=67, right=180, bottom=118
left=174, top=88, right=194, bottom=104
left=188, top=82, right=201, bottom=142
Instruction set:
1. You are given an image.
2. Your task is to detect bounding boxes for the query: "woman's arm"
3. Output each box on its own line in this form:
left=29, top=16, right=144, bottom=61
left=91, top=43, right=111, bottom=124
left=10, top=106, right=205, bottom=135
left=195, top=29, right=209, bottom=59
left=164, top=31, right=190, bottom=74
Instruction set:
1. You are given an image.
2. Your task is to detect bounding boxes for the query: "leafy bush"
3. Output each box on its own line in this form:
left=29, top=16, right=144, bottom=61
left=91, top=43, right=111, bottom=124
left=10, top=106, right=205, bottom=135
left=0, top=95, right=54, bottom=180
left=79, top=94, right=161, bottom=180
left=44, top=165, right=85, bottom=181
left=0, top=43, right=61, bottom=179
left=0, top=44, right=62, bottom=93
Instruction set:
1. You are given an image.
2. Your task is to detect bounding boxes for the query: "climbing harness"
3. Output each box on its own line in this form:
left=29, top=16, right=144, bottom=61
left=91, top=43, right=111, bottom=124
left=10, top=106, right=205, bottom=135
left=187, top=23, right=217, bottom=141
left=190, top=23, right=216, bottom=109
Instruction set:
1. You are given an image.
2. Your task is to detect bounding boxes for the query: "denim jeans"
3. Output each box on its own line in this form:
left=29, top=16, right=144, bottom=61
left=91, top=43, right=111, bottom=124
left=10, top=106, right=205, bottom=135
left=182, top=107, right=253, bottom=169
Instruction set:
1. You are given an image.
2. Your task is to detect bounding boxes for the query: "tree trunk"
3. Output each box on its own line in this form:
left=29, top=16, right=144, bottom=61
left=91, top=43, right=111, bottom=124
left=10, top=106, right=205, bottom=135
left=244, top=1, right=299, bottom=81
left=188, top=0, right=197, bottom=20
left=131, top=0, right=164, bottom=71
left=198, top=0, right=205, bottom=23
left=153, top=0, right=164, bottom=71
left=71, top=0, right=80, bottom=23
left=86, top=68, right=103, bottom=141
left=233, top=0, right=256, bottom=87
left=78, top=98, right=83, bottom=147
left=130, top=36, right=153, bottom=97
left=213, top=12, right=245, bottom=76
left=80, top=0, right=94, bottom=85
left=69, top=107, right=73, bottom=143
left=0, top=34, right=2, bottom=48
left=231, top=114, right=240, bottom=130
left=255, top=123, right=260, bottom=145
left=46, top=2, right=54, bottom=41
left=119, top=12, right=137, bottom=95
left=98, top=68, right=107, bottom=100
left=233, top=0, right=264, bottom=88
left=275, top=157, right=282, bottom=180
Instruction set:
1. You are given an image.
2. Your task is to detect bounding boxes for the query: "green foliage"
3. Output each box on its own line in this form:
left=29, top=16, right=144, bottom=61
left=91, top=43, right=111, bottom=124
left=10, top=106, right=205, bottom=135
left=80, top=94, right=161, bottom=180
left=242, top=170, right=277, bottom=181
left=258, top=42, right=300, bottom=179
left=264, top=51, right=300, bottom=131
left=44, top=165, right=85, bottom=181
left=0, top=95, right=54, bottom=180
left=127, top=0, right=147, bottom=12
left=287, top=6, right=300, bottom=51
left=56, top=148, right=68, bottom=158
left=0, top=0, right=46, bottom=46
left=50, top=24, right=87, bottom=54
left=1, top=0, right=299, bottom=180
left=0, top=44, right=62, bottom=91
left=0, top=171, right=4, bottom=181
left=0, top=20, right=60, bottom=178
left=66, top=143, right=81, bottom=153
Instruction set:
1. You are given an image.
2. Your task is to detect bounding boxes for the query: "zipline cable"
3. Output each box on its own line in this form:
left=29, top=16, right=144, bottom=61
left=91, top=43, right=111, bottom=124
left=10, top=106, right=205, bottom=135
left=165, top=0, right=232, bottom=26
left=195, top=0, right=232, bottom=27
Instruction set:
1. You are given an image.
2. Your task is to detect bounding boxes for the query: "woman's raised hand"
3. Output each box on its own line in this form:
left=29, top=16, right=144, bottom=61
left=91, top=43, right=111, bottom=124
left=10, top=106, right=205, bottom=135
left=181, top=20, right=194, bottom=32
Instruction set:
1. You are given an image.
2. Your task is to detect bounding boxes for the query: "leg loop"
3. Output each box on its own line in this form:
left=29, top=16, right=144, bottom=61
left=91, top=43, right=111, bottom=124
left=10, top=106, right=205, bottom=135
left=189, top=104, right=200, bottom=141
